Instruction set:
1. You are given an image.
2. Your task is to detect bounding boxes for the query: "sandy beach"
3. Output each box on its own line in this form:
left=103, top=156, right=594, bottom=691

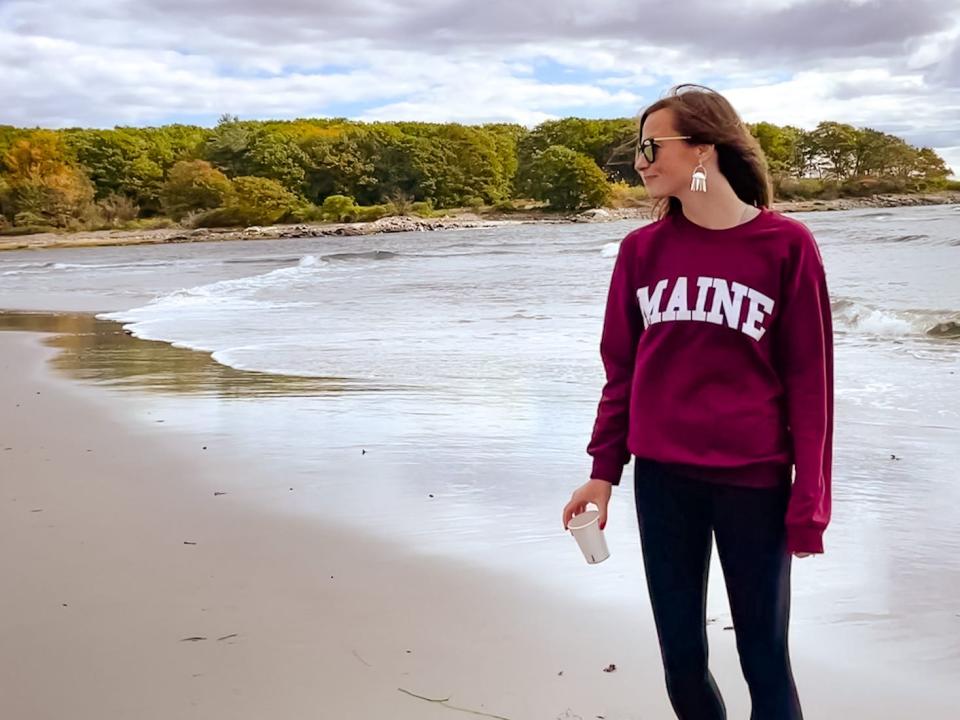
left=2, top=323, right=958, bottom=719
left=0, top=329, right=675, bottom=720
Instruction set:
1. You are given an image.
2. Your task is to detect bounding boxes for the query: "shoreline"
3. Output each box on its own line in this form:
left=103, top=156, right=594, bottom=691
left=2, top=190, right=958, bottom=253
left=2, top=320, right=958, bottom=718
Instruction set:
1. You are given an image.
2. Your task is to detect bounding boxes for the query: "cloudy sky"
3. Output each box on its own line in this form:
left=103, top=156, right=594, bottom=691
left=2, top=0, right=959, bottom=173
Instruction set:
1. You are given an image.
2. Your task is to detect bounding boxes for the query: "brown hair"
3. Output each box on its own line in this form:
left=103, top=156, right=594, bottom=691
left=639, top=84, right=772, bottom=219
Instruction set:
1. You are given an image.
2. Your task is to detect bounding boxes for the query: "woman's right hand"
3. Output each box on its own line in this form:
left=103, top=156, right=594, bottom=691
left=562, top=479, right=613, bottom=531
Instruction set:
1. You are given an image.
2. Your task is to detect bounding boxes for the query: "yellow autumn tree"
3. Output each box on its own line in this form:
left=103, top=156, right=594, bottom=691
left=2, top=130, right=95, bottom=227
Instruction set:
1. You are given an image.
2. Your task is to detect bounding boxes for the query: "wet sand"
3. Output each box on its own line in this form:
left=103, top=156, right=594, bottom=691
left=1, top=327, right=957, bottom=719
left=0, top=329, right=672, bottom=720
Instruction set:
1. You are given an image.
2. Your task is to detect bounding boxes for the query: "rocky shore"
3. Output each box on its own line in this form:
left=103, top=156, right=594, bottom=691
left=0, top=215, right=524, bottom=252
left=2, top=190, right=957, bottom=253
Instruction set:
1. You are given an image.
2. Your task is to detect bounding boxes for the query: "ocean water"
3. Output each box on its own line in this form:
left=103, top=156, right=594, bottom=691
left=1, top=205, right=959, bottom=685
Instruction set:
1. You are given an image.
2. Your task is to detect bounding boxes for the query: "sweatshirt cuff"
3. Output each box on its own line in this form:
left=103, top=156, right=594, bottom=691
left=786, top=524, right=824, bottom=554
left=590, top=457, right=625, bottom=486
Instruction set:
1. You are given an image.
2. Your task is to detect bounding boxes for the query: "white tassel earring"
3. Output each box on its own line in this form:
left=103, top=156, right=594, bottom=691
left=691, top=163, right=707, bottom=192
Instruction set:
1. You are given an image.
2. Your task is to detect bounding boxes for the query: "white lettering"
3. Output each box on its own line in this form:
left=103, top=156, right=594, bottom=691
left=706, top=279, right=748, bottom=329
left=637, top=279, right=669, bottom=326
left=691, top=276, right=713, bottom=321
left=741, top=288, right=776, bottom=340
left=661, top=277, right=691, bottom=321
left=636, top=276, right=774, bottom=342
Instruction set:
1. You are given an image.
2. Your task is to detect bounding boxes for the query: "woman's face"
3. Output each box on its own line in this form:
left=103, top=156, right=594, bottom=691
left=635, top=108, right=702, bottom=199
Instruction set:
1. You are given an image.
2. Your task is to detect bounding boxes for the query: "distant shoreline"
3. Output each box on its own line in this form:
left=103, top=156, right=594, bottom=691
left=2, top=190, right=958, bottom=253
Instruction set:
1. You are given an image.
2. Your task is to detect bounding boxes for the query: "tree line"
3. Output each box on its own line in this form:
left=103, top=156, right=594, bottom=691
left=0, top=115, right=953, bottom=234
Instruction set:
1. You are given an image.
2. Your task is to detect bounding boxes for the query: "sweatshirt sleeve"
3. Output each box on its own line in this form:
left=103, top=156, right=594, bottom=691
left=776, top=229, right=834, bottom=554
left=587, top=235, right=643, bottom=485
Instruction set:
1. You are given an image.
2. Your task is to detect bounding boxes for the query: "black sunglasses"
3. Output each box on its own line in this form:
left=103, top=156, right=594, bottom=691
left=635, top=135, right=692, bottom=164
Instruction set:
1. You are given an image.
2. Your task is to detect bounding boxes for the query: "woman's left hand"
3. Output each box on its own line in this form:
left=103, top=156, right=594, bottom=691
left=793, top=552, right=813, bottom=558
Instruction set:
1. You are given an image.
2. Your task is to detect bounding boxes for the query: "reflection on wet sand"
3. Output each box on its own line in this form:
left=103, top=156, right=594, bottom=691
left=0, top=310, right=401, bottom=398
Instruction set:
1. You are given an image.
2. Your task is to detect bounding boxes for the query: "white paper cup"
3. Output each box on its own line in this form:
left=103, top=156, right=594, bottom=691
left=568, top=509, right=610, bottom=564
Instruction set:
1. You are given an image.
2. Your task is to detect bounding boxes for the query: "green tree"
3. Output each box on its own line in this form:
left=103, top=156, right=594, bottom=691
left=223, top=176, right=299, bottom=226
left=518, top=119, right=635, bottom=193
left=64, top=129, right=159, bottom=213
left=63, top=125, right=208, bottom=216
left=160, top=160, right=234, bottom=220
left=320, top=194, right=358, bottom=222
left=140, top=125, right=208, bottom=168
left=482, top=123, right=526, bottom=198
left=392, top=122, right=517, bottom=206
left=911, top=147, right=951, bottom=189
left=807, top=122, right=860, bottom=180
left=0, top=174, right=10, bottom=221
left=852, top=128, right=893, bottom=177
left=356, top=125, right=427, bottom=204
left=750, top=122, right=799, bottom=175
left=524, top=145, right=612, bottom=210
left=203, top=116, right=251, bottom=177
left=205, top=117, right=308, bottom=195
left=301, top=127, right=378, bottom=203
left=519, top=118, right=636, bottom=171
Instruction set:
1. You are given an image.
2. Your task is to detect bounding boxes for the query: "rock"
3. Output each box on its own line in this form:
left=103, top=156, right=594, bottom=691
left=371, top=217, right=422, bottom=233
left=583, top=208, right=613, bottom=220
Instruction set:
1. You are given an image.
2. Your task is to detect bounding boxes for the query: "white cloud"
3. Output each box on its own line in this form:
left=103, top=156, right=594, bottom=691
left=722, top=69, right=960, bottom=169
left=1, top=0, right=959, bottom=174
left=936, top=147, right=960, bottom=178
left=358, top=74, right=642, bottom=125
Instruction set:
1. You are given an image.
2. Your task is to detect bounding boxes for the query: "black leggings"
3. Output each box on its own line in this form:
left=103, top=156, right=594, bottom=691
left=633, top=458, right=802, bottom=720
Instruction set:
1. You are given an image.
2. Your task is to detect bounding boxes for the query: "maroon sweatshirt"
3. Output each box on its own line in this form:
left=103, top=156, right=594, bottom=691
left=587, top=208, right=833, bottom=554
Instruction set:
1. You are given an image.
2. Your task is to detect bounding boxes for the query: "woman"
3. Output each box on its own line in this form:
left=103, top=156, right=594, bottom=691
left=562, top=85, right=833, bottom=720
